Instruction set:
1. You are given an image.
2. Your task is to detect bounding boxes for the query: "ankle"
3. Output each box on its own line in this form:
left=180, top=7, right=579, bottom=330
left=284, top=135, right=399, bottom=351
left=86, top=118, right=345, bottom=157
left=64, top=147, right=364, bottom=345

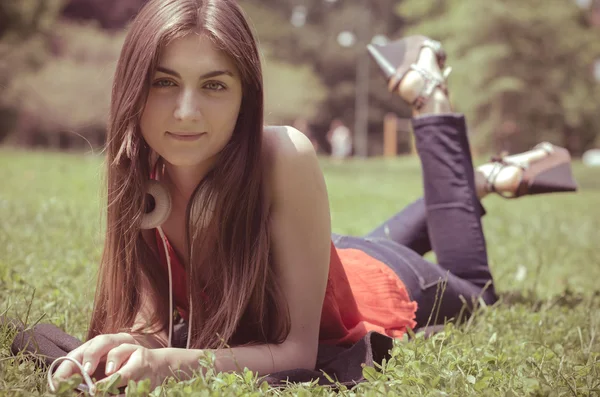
left=476, top=163, right=522, bottom=197
left=396, top=45, right=453, bottom=116
left=413, top=89, right=452, bottom=116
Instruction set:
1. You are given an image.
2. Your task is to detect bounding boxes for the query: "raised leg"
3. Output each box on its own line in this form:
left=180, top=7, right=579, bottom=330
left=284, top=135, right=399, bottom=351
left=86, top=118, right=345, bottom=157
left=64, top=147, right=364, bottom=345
left=413, top=114, right=494, bottom=291
left=365, top=196, right=487, bottom=257
left=364, top=198, right=431, bottom=256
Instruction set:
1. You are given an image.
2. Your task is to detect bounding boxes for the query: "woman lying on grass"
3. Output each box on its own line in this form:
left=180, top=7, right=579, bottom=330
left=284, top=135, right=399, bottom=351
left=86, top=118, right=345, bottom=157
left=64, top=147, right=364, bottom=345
left=15, top=0, right=577, bottom=392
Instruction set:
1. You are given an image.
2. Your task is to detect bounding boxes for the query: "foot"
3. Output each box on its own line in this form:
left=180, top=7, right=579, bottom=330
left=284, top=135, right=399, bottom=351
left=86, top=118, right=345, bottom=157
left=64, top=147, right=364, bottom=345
left=396, top=46, right=453, bottom=116
left=475, top=143, right=555, bottom=198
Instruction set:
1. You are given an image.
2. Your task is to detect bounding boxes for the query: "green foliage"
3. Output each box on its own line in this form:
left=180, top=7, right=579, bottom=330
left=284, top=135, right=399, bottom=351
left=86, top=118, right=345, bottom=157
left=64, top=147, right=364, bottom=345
left=3, top=0, right=600, bottom=155
left=240, top=2, right=329, bottom=123
left=242, top=0, right=407, bottom=140
left=0, top=0, right=66, bottom=90
left=262, top=49, right=328, bottom=125
left=60, top=0, right=147, bottom=29
left=0, top=0, right=66, bottom=142
left=0, top=0, right=65, bottom=40
left=1, top=149, right=599, bottom=396
left=240, top=1, right=332, bottom=125
left=396, top=0, right=600, bottom=154
left=2, top=21, right=125, bottom=149
left=0, top=2, right=327, bottom=148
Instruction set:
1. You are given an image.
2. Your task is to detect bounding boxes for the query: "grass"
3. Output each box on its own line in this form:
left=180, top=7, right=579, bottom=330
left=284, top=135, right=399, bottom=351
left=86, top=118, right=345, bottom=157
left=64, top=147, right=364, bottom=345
left=1, top=147, right=599, bottom=396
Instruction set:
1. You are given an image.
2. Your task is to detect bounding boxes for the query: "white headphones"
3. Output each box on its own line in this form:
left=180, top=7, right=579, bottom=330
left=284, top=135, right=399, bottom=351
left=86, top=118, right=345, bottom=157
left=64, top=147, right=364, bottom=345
left=141, top=160, right=193, bottom=350
left=140, top=179, right=172, bottom=230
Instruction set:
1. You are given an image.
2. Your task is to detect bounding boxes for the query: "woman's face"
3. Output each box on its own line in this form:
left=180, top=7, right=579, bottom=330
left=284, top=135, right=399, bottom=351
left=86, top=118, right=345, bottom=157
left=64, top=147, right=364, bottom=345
left=140, top=33, right=243, bottom=168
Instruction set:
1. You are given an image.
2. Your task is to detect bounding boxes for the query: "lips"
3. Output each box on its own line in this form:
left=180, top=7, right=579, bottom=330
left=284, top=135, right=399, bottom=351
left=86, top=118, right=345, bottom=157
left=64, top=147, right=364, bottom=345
left=166, top=131, right=206, bottom=141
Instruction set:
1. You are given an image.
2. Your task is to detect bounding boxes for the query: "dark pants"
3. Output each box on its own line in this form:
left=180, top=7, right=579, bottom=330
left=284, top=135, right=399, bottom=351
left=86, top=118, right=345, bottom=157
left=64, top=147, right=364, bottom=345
left=333, top=114, right=497, bottom=328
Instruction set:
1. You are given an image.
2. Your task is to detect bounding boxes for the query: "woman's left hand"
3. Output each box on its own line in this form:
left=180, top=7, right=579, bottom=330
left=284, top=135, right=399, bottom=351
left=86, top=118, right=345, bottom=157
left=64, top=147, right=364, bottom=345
left=95, top=344, right=170, bottom=389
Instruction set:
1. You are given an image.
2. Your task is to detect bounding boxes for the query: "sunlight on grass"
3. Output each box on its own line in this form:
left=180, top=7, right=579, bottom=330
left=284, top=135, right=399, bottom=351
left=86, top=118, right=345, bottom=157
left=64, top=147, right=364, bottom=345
left=1, top=148, right=599, bottom=396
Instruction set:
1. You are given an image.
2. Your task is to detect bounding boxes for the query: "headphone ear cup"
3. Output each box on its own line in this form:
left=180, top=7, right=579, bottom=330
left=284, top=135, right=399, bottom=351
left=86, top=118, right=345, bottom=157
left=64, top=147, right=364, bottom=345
left=140, top=180, right=172, bottom=230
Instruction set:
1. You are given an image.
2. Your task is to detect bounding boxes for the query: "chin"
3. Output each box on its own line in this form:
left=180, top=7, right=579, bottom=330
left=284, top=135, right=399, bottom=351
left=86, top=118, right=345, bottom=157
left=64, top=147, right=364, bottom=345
left=161, top=151, right=217, bottom=168
left=165, top=157, right=208, bottom=168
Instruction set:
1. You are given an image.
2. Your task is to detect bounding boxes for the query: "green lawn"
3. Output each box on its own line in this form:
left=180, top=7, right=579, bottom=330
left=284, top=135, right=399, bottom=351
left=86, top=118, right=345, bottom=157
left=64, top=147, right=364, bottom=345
left=1, top=148, right=599, bottom=396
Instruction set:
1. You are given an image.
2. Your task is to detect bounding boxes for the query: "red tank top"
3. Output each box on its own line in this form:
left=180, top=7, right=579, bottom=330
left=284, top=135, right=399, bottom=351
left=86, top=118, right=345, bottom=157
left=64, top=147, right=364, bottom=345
left=155, top=230, right=418, bottom=345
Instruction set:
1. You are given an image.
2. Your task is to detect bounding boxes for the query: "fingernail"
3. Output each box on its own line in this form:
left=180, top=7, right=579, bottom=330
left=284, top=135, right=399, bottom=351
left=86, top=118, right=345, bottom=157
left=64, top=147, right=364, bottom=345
left=83, top=362, right=92, bottom=373
left=106, top=361, right=115, bottom=374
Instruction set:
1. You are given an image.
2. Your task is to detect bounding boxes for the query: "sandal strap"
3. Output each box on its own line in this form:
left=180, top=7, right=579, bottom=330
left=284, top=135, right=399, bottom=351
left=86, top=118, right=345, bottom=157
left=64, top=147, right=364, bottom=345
left=486, top=156, right=526, bottom=199
left=408, top=63, right=448, bottom=110
left=385, top=37, right=448, bottom=93
left=533, top=141, right=554, bottom=155
left=422, top=39, right=446, bottom=67
left=486, top=161, right=506, bottom=196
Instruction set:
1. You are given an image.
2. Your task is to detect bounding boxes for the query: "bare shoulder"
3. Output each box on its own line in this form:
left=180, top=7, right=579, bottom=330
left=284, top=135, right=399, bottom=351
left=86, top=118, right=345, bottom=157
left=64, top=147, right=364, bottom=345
left=263, top=125, right=316, bottom=158
left=260, top=127, right=331, bottom=356
left=262, top=125, right=324, bottom=206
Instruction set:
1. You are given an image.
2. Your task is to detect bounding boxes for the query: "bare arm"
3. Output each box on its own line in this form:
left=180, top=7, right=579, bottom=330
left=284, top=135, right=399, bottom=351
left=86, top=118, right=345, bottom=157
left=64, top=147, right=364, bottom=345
left=53, top=274, right=168, bottom=380
left=89, top=126, right=331, bottom=387
left=129, top=274, right=169, bottom=349
left=162, top=126, right=332, bottom=375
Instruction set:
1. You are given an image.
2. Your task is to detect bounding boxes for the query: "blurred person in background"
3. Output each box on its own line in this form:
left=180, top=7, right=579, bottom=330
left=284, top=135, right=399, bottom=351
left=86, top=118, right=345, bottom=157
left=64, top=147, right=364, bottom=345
left=327, top=118, right=352, bottom=161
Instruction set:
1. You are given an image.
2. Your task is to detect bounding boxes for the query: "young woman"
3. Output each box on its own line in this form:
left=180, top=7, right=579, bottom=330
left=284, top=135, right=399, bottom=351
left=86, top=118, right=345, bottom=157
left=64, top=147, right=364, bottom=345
left=44, top=0, right=577, bottom=391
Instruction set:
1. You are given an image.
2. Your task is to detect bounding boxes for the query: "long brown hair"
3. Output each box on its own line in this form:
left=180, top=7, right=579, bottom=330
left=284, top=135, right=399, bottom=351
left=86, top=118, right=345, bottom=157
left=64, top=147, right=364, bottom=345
left=88, top=0, right=290, bottom=349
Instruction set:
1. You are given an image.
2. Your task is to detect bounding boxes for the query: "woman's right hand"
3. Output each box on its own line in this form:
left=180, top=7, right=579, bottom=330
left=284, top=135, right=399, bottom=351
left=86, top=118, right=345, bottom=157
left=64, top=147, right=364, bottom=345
left=52, top=332, right=139, bottom=382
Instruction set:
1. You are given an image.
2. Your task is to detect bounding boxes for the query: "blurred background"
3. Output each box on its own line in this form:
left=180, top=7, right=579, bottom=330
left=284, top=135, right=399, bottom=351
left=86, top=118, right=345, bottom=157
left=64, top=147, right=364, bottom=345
left=1, top=0, right=600, bottom=159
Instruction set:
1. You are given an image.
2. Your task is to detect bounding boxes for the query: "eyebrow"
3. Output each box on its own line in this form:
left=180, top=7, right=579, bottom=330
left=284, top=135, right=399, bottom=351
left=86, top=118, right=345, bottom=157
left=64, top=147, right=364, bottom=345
left=156, top=66, right=234, bottom=79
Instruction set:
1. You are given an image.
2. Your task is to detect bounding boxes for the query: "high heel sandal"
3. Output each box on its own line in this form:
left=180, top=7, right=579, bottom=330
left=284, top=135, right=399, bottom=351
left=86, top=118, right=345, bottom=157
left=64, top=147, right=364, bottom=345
left=487, top=142, right=578, bottom=198
left=367, top=35, right=452, bottom=110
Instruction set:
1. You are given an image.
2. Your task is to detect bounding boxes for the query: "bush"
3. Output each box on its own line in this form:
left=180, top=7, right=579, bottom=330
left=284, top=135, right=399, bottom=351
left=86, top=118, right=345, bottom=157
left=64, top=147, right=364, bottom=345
left=1, top=17, right=327, bottom=150
left=1, top=20, right=124, bottom=150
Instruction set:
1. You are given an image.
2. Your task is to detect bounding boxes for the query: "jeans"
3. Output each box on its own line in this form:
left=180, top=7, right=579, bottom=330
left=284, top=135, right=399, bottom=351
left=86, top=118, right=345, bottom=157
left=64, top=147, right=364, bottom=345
left=332, top=114, right=497, bottom=328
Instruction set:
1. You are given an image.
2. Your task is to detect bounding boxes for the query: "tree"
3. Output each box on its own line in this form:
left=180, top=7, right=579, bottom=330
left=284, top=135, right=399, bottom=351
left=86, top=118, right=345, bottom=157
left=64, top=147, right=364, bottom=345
left=4, top=0, right=414, bottom=153
left=0, top=0, right=64, bottom=39
left=61, top=0, right=147, bottom=29
left=243, top=0, right=412, bottom=154
left=1, top=0, right=329, bottom=148
left=396, top=0, right=600, bottom=154
left=0, top=0, right=66, bottom=141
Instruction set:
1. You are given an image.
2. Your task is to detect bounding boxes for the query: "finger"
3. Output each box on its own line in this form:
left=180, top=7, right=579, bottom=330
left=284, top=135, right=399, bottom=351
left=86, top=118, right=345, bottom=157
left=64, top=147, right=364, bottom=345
left=96, top=369, right=133, bottom=391
left=104, top=344, right=138, bottom=376
left=97, top=357, right=138, bottom=390
left=81, top=334, right=125, bottom=376
left=52, top=345, right=86, bottom=380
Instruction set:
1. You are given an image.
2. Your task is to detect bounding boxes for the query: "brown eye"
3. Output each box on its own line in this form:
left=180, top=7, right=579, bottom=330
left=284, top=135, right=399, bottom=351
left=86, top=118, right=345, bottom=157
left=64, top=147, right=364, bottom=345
left=153, top=79, right=176, bottom=88
left=204, top=81, right=226, bottom=91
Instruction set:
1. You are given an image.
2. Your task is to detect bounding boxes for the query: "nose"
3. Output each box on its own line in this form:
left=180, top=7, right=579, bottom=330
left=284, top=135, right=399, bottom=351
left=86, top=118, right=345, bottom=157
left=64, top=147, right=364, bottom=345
left=173, top=88, right=202, bottom=122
